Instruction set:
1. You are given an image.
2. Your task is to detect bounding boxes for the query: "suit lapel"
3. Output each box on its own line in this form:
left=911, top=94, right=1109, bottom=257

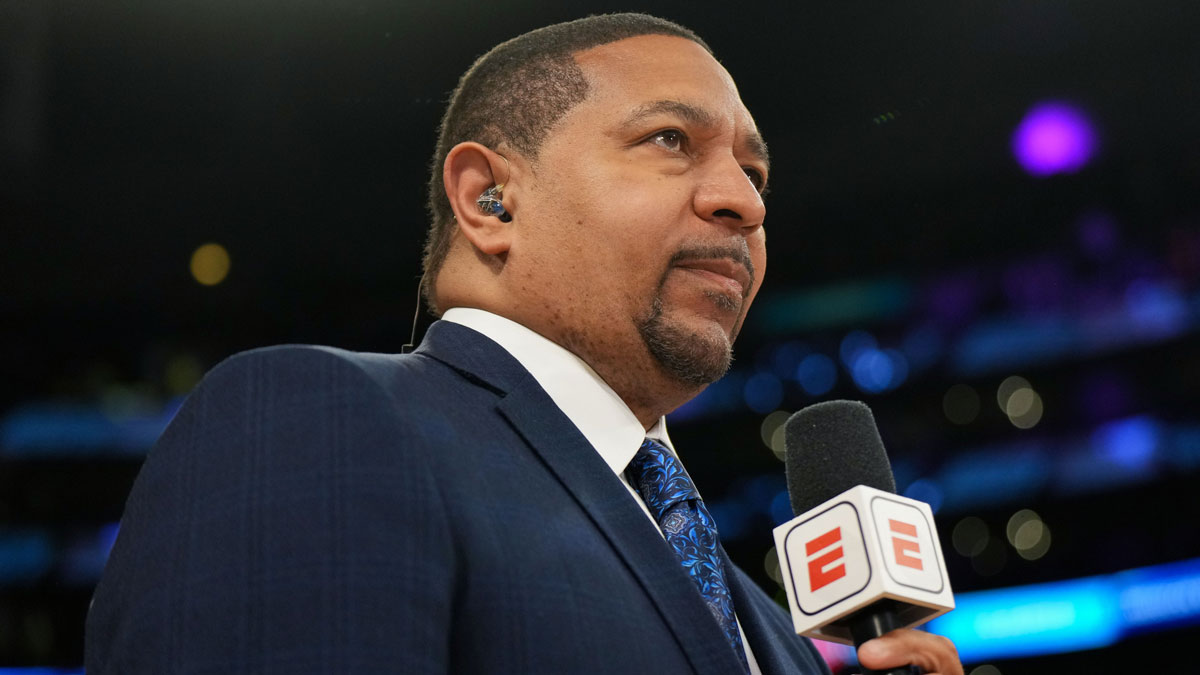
left=723, top=547, right=828, bottom=675
left=417, top=321, right=746, bottom=674
left=723, top=548, right=789, bottom=675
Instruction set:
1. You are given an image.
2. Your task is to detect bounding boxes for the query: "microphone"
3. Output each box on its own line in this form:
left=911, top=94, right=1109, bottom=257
left=772, top=401, right=954, bottom=675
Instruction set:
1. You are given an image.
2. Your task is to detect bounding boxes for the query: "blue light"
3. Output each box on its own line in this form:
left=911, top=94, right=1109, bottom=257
left=1125, top=278, right=1188, bottom=340
left=796, top=353, right=837, bottom=396
left=670, top=371, right=746, bottom=421
left=851, top=349, right=893, bottom=394
left=768, top=341, right=809, bottom=379
left=60, top=522, right=121, bottom=585
left=0, top=530, right=54, bottom=585
left=769, top=489, right=795, bottom=525
left=901, top=324, right=944, bottom=372
left=929, top=556, right=1200, bottom=663
left=741, top=473, right=786, bottom=512
left=0, top=662, right=85, bottom=667
left=937, top=447, right=1049, bottom=511
left=1170, top=425, right=1200, bottom=470
left=884, top=348, right=909, bottom=389
left=839, top=330, right=877, bottom=367
left=951, top=316, right=1076, bottom=377
left=743, top=373, right=783, bottom=414
left=707, top=502, right=751, bottom=541
left=0, top=398, right=182, bottom=457
left=1116, top=557, right=1200, bottom=633
left=930, top=577, right=1121, bottom=662
left=1093, top=416, right=1159, bottom=471
left=902, top=479, right=944, bottom=513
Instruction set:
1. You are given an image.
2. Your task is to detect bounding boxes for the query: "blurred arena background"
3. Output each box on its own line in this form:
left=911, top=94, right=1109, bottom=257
left=2, top=1, right=1199, bottom=672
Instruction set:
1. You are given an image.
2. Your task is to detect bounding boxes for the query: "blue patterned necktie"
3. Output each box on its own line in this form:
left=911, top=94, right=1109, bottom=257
left=626, top=438, right=749, bottom=672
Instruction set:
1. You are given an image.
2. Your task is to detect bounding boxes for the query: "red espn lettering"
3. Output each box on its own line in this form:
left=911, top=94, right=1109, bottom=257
left=805, top=527, right=846, bottom=592
left=889, top=519, right=923, bottom=570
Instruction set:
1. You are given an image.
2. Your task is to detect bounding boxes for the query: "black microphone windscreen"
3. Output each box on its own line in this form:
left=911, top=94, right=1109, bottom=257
left=784, top=400, right=897, bottom=516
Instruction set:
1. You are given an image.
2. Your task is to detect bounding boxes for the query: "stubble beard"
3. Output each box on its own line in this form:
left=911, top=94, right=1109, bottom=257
left=636, top=289, right=742, bottom=388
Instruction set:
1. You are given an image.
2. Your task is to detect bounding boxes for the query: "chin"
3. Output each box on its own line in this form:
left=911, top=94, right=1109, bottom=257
left=636, top=307, right=735, bottom=388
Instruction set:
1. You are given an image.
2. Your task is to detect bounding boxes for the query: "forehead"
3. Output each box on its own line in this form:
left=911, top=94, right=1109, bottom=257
left=569, top=34, right=759, bottom=135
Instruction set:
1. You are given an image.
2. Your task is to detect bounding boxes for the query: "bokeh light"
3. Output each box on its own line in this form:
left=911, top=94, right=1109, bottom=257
left=759, top=410, right=791, bottom=461
left=944, top=384, right=981, bottom=425
left=796, top=353, right=837, bottom=396
left=996, top=375, right=1030, bottom=409
left=1012, top=101, right=1097, bottom=177
left=839, top=330, right=877, bottom=367
left=903, top=478, right=943, bottom=513
left=764, top=546, right=782, bottom=585
left=190, top=243, right=231, bottom=286
left=164, top=354, right=204, bottom=396
left=1007, top=509, right=1052, bottom=561
left=997, top=375, right=1044, bottom=429
left=743, top=373, right=782, bottom=414
left=850, top=348, right=909, bottom=394
left=953, top=516, right=990, bottom=557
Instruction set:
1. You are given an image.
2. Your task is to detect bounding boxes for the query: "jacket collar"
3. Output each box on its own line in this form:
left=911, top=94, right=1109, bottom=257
left=415, top=320, right=750, bottom=674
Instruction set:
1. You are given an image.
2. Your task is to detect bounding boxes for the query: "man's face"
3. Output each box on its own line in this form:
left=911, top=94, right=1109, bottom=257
left=504, top=34, right=768, bottom=400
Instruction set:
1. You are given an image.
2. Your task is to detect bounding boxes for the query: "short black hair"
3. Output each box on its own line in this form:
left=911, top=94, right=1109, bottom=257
left=422, top=13, right=710, bottom=314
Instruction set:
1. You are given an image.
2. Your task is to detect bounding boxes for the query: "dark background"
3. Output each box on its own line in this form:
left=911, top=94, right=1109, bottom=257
left=3, top=1, right=1199, bottom=671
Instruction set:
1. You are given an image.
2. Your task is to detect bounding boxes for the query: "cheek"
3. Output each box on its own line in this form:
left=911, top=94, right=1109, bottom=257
left=747, top=235, right=768, bottom=301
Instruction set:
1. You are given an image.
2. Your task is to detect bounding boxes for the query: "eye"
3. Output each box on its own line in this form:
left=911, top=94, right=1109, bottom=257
left=647, top=129, right=686, bottom=152
left=744, top=167, right=768, bottom=194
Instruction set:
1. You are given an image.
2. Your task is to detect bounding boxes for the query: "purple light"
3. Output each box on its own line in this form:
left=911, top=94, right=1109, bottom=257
left=1012, top=101, right=1097, bottom=176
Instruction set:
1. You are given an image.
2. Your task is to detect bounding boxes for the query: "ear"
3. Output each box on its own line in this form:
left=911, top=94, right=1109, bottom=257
left=444, top=142, right=515, bottom=257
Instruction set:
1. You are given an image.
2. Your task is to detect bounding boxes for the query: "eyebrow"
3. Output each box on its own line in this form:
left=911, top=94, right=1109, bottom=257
left=619, top=99, right=771, bottom=171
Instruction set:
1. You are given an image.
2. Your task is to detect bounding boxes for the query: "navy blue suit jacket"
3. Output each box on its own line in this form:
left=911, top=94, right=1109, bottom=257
left=87, top=321, right=830, bottom=674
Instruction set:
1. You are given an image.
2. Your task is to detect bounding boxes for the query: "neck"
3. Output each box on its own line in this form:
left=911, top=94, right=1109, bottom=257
left=552, top=328, right=704, bottom=430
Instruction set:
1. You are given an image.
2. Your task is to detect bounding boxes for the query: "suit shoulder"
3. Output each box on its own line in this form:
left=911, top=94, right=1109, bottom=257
left=197, top=343, right=440, bottom=405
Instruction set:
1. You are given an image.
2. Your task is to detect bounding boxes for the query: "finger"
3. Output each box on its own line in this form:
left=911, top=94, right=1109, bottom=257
left=857, top=628, right=962, bottom=675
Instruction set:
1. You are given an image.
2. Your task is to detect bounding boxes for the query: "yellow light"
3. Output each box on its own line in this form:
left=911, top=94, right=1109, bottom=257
left=943, top=384, right=980, bottom=425
left=1006, top=509, right=1052, bottom=560
left=770, top=425, right=787, bottom=460
left=952, top=516, right=989, bottom=557
left=998, top=375, right=1044, bottom=429
left=164, top=354, right=204, bottom=395
left=1017, top=523, right=1052, bottom=560
left=190, top=243, right=231, bottom=286
left=996, top=375, right=1030, bottom=411
left=760, top=410, right=791, bottom=461
left=1005, top=388, right=1035, bottom=417
left=764, top=546, right=783, bottom=586
left=1008, top=389, right=1044, bottom=429
left=1005, top=509, right=1039, bottom=544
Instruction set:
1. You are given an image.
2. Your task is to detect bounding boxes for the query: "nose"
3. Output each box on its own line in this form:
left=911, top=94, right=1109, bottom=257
left=693, top=154, right=767, bottom=235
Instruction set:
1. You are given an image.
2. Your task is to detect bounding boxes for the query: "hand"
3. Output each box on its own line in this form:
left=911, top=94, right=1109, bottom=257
left=856, top=628, right=962, bottom=675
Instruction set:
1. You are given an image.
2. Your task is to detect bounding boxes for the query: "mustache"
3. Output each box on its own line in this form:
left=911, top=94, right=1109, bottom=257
left=667, top=243, right=756, bottom=298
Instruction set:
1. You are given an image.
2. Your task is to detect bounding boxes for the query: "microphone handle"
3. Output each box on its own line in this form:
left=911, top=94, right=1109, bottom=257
left=848, top=599, right=916, bottom=675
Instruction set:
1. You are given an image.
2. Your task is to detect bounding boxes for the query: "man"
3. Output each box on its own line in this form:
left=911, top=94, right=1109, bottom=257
left=87, top=13, right=961, bottom=674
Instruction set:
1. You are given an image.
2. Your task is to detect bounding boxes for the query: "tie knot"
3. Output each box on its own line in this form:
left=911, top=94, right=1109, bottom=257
left=625, top=438, right=700, bottom=520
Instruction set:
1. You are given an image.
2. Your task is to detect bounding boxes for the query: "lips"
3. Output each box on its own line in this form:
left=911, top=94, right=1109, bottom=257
left=673, top=257, right=752, bottom=298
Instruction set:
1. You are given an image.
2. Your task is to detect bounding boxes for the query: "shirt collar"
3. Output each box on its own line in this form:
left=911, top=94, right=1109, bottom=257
left=441, top=308, right=674, bottom=476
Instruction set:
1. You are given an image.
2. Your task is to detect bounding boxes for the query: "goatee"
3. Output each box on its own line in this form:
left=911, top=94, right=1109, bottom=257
left=636, top=293, right=739, bottom=387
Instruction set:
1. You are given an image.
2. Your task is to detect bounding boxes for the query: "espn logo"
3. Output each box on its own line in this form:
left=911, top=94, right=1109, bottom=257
left=889, top=519, right=923, bottom=570
left=872, top=498, right=944, bottom=593
left=774, top=487, right=954, bottom=641
left=783, top=502, right=871, bottom=614
left=804, top=527, right=846, bottom=592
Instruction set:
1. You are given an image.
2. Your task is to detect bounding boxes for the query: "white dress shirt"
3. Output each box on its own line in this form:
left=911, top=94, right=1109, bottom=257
left=442, top=308, right=762, bottom=674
